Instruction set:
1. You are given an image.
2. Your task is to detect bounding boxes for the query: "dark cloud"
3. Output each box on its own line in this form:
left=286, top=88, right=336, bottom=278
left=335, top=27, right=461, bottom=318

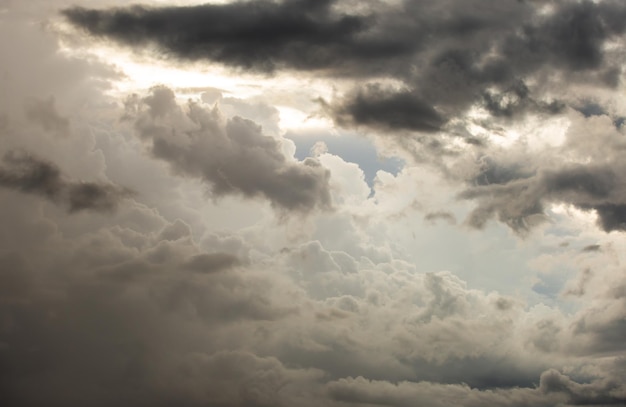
left=0, top=150, right=131, bottom=213
left=0, top=150, right=65, bottom=200
left=62, top=0, right=369, bottom=73
left=129, top=86, right=332, bottom=213
left=503, top=0, right=626, bottom=73
left=460, top=160, right=626, bottom=233
left=482, top=80, right=565, bottom=118
left=67, top=182, right=131, bottom=213
left=63, top=0, right=626, bottom=132
left=331, top=86, right=447, bottom=132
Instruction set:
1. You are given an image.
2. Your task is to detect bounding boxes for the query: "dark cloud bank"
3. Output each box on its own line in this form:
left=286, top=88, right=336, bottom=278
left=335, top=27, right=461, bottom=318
left=64, top=0, right=626, bottom=131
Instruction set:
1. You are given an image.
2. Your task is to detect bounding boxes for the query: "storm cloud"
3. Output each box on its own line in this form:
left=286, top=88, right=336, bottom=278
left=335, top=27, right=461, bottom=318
left=63, top=0, right=626, bottom=132
left=62, top=0, right=370, bottom=73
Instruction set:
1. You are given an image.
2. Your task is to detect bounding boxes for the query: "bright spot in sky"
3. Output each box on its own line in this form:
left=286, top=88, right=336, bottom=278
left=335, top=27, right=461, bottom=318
left=550, top=203, right=598, bottom=227
left=277, top=106, right=333, bottom=130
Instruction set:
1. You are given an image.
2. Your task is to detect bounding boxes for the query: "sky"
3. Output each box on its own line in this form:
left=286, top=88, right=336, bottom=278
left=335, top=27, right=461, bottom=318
left=1, top=0, right=626, bottom=406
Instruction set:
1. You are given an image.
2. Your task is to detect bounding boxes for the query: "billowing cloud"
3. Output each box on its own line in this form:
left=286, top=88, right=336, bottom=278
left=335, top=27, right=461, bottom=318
left=127, top=86, right=332, bottom=213
left=2, top=0, right=626, bottom=406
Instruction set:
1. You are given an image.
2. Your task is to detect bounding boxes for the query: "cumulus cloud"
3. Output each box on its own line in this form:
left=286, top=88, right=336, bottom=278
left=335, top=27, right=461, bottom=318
left=2, top=0, right=626, bottom=406
left=127, top=86, right=331, bottom=213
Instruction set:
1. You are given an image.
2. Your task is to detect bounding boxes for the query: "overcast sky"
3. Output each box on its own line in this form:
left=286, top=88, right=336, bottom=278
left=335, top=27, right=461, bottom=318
left=1, top=0, right=626, bottom=406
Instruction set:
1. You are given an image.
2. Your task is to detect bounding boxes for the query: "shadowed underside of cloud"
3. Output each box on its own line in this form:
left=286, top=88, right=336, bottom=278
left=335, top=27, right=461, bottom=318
left=331, top=86, right=447, bottom=132
left=63, top=0, right=626, bottom=133
left=461, top=161, right=626, bottom=233
left=62, top=0, right=371, bottom=73
left=0, top=150, right=132, bottom=213
left=128, top=86, right=331, bottom=213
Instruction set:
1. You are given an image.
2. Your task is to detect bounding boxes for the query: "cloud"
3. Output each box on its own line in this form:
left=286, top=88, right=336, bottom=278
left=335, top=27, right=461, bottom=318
left=24, top=97, right=70, bottom=135
left=0, top=150, right=132, bottom=213
left=540, top=365, right=626, bottom=406
left=128, top=86, right=332, bottom=213
left=63, top=0, right=626, bottom=133
left=62, top=0, right=369, bottom=73
left=453, top=109, right=626, bottom=234
left=0, top=183, right=623, bottom=406
left=461, top=161, right=626, bottom=233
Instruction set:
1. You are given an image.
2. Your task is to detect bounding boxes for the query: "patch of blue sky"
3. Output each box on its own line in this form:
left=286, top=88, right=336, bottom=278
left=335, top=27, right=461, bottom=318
left=286, top=131, right=404, bottom=187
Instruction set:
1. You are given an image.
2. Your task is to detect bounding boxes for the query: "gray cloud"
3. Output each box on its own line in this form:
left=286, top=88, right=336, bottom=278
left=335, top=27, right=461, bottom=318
left=63, top=0, right=626, bottom=133
left=62, top=0, right=369, bottom=73
left=461, top=162, right=626, bottom=233
left=0, top=150, right=131, bottom=213
left=0, top=190, right=623, bottom=406
left=330, top=86, right=447, bottom=132
left=129, top=86, right=332, bottom=213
